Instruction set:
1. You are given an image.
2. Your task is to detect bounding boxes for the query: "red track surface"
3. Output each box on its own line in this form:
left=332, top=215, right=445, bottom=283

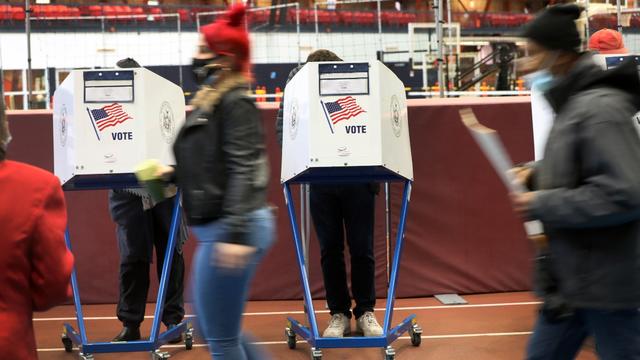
left=34, top=292, right=596, bottom=359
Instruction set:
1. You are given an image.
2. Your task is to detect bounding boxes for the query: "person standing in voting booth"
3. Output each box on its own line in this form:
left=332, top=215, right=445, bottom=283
left=0, top=96, right=74, bottom=360
left=276, top=50, right=383, bottom=338
left=153, top=4, right=275, bottom=359
left=108, top=58, right=187, bottom=343
left=512, top=5, right=640, bottom=359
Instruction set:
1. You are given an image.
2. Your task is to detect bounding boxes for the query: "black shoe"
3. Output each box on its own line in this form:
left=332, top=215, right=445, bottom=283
left=166, top=324, right=183, bottom=344
left=112, top=326, right=141, bottom=342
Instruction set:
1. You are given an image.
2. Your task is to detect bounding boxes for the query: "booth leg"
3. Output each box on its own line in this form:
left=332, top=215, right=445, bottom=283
left=383, top=181, right=412, bottom=332
left=283, top=184, right=321, bottom=345
left=149, top=193, right=186, bottom=348
left=62, top=228, right=90, bottom=354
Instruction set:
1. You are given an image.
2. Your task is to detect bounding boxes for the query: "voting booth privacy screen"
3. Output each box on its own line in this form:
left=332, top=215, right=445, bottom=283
left=53, top=68, right=185, bottom=188
left=281, top=60, right=413, bottom=183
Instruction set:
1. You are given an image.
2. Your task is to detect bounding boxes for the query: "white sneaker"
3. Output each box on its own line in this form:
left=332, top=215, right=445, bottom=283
left=356, top=312, right=383, bottom=337
left=323, top=313, right=351, bottom=337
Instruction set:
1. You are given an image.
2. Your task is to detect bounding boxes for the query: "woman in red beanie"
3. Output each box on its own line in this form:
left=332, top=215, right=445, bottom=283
left=0, top=93, right=74, bottom=359
left=159, top=3, right=274, bottom=359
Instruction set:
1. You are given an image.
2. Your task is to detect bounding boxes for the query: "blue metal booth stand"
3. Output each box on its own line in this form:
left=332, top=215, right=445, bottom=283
left=282, top=168, right=422, bottom=360
left=59, top=175, right=193, bottom=360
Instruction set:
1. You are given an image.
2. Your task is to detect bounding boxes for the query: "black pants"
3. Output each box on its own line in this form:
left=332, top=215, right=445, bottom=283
left=109, top=190, right=186, bottom=328
left=309, top=184, right=376, bottom=319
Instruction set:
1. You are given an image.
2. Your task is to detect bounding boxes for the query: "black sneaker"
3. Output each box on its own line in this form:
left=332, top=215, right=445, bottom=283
left=112, top=326, right=141, bottom=342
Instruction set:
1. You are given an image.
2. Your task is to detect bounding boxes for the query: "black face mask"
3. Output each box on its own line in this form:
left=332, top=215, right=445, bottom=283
left=192, top=57, right=223, bottom=86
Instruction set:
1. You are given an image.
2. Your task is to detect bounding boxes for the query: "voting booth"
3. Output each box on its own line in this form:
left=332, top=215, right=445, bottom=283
left=281, top=61, right=420, bottom=360
left=53, top=68, right=184, bottom=189
left=53, top=68, right=192, bottom=359
left=281, top=61, right=413, bottom=183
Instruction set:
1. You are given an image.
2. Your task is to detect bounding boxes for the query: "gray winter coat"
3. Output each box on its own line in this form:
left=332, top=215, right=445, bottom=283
left=530, top=54, right=640, bottom=309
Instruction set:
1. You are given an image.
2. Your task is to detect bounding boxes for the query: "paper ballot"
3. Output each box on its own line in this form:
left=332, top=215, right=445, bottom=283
left=460, top=108, right=544, bottom=236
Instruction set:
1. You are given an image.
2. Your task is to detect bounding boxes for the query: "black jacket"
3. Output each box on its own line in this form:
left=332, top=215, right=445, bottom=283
left=530, top=54, right=640, bottom=309
left=173, top=87, right=269, bottom=245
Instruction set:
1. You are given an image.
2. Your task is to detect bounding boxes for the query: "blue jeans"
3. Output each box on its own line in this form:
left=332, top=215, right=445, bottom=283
left=526, top=308, right=640, bottom=360
left=190, top=207, right=275, bottom=360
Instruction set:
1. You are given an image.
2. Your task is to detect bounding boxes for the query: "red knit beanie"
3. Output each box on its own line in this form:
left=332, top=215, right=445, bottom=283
left=201, top=3, right=250, bottom=74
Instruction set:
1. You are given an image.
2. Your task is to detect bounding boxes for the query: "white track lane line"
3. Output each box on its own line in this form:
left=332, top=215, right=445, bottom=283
left=37, top=332, right=534, bottom=352
left=33, top=301, right=541, bottom=322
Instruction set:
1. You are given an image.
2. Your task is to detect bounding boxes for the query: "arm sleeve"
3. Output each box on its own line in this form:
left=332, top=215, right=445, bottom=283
left=30, top=177, right=74, bottom=311
left=529, top=106, right=640, bottom=229
left=221, top=97, right=264, bottom=244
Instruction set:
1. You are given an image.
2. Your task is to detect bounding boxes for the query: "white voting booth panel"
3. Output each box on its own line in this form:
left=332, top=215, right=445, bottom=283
left=531, top=54, right=640, bottom=159
left=53, top=68, right=185, bottom=188
left=281, top=61, right=412, bottom=183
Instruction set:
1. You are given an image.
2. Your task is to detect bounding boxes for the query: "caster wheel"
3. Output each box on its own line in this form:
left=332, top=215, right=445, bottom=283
left=409, top=323, right=422, bottom=347
left=409, top=322, right=423, bottom=347
left=151, top=350, right=171, bottom=360
left=185, top=326, right=194, bottom=350
left=62, top=335, right=73, bottom=353
left=310, top=347, right=322, bottom=360
left=384, top=346, right=396, bottom=360
left=79, top=353, right=94, bottom=360
left=285, top=327, right=296, bottom=349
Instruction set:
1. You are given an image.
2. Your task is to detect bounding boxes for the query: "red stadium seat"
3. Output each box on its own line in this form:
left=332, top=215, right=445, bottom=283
left=131, top=7, right=145, bottom=16
left=120, top=6, right=134, bottom=16
left=339, top=10, right=354, bottom=25
left=287, top=7, right=297, bottom=23
left=353, top=11, right=375, bottom=26
left=317, top=10, right=336, bottom=24
left=0, top=5, right=11, bottom=21
left=177, top=8, right=191, bottom=22
left=298, top=9, right=310, bottom=24
left=86, top=5, right=103, bottom=17
left=67, top=6, right=81, bottom=17
left=102, top=6, right=117, bottom=17
left=11, top=6, right=25, bottom=21
left=30, top=5, right=46, bottom=18
left=54, top=5, right=71, bottom=18
left=246, top=9, right=268, bottom=24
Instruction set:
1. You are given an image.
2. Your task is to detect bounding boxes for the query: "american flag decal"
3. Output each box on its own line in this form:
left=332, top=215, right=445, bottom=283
left=323, top=96, right=366, bottom=125
left=89, top=103, right=132, bottom=131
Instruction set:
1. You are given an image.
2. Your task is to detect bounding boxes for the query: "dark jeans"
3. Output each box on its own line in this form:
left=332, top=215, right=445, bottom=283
left=526, top=308, right=640, bottom=360
left=191, top=207, right=275, bottom=360
left=109, top=190, right=186, bottom=327
left=309, top=183, right=376, bottom=319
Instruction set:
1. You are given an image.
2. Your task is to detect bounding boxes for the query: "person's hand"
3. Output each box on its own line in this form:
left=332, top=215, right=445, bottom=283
left=154, top=165, right=175, bottom=181
left=212, top=242, right=257, bottom=269
left=511, top=191, right=537, bottom=218
left=508, top=166, right=533, bottom=188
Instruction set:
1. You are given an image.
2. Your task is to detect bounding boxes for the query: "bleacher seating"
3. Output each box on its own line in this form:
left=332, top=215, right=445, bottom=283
left=0, top=3, right=565, bottom=30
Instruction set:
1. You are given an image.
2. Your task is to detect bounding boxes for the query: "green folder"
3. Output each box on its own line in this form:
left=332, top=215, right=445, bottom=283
left=135, top=159, right=166, bottom=203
